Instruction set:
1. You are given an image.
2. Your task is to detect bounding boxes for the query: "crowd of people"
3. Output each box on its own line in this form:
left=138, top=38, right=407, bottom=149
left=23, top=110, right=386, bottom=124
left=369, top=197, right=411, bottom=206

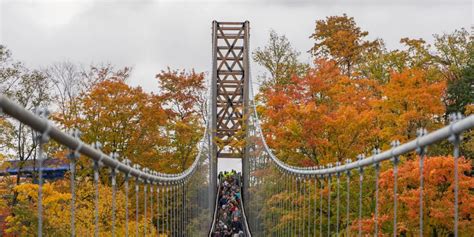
left=211, top=170, right=246, bottom=237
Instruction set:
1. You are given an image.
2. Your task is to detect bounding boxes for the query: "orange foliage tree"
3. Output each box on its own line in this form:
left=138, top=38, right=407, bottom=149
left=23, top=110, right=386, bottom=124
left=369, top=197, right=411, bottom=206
left=260, top=59, right=379, bottom=166
left=310, top=14, right=380, bottom=77
left=155, top=68, right=206, bottom=172
left=362, top=156, right=474, bottom=235
left=76, top=78, right=167, bottom=170
left=374, top=68, right=446, bottom=144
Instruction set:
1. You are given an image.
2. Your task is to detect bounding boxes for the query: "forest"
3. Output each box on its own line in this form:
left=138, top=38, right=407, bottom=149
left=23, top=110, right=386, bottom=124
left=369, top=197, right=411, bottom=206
left=0, top=14, right=473, bottom=236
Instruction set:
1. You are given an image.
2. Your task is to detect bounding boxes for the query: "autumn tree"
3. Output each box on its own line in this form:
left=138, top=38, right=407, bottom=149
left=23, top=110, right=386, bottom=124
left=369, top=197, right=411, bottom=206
left=0, top=45, right=52, bottom=207
left=253, top=30, right=308, bottom=89
left=75, top=78, right=167, bottom=170
left=260, top=60, right=378, bottom=166
left=309, top=14, right=380, bottom=77
left=5, top=178, right=155, bottom=236
left=375, top=68, right=446, bottom=142
left=436, top=29, right=474, bottom=115
left=373, top=156, right=474, bottom=235
left=155, top=68, right=206, bottom=172
left=46, top=62, right=131, bottom=128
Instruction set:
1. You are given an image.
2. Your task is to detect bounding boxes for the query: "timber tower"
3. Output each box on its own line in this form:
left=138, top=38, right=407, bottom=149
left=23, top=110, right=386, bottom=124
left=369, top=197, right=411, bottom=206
left=210, top=21, right=250, bottom=206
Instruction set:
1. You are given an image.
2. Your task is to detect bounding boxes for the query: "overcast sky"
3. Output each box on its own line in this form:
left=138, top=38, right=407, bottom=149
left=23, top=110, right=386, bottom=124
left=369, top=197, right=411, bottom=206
left=1, top=0, right=471, bottom=91
left=1, top=0, right=471, bottom=171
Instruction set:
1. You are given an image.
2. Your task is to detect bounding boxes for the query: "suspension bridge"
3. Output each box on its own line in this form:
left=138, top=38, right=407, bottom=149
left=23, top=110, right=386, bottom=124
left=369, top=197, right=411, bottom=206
left=0, top=21, right=473, bottom=237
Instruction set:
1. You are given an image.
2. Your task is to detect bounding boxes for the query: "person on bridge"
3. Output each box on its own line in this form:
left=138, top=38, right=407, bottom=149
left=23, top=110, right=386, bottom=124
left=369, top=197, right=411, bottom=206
left=230, top=216, right=243, bottom=236
left=212, top=172, right=245, bottom=237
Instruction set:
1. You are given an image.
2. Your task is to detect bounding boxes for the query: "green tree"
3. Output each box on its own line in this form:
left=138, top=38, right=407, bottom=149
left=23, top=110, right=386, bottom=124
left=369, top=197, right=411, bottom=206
left=446, top=57, right=474, bottom=115
left=433, top=28, right=473, bottom=82
left=0, top=45, right=52, bottom=206
left=253, top=30, right=308, bottom=89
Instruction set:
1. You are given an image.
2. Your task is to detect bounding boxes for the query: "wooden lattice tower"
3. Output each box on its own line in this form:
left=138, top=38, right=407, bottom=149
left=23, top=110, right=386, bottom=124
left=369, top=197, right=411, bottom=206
left=211, top=21, right=250, bottom=160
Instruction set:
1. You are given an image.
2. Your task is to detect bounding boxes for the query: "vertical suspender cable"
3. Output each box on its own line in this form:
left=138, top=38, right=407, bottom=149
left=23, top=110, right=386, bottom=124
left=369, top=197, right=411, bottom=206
left=390, top=141, right=400, bottom=237
left=327, top=170, right=332, bottom=237
left=373, top=149, right=381, bottom=236
left=346, top=160, right=351, bottom=237
left=416, top=128, right=427, bottom=236
left=336, top=164, right=341, bottom=236
left=449, top=114, right=462, bottom=237
left=358, top=154, right=364, bottom=237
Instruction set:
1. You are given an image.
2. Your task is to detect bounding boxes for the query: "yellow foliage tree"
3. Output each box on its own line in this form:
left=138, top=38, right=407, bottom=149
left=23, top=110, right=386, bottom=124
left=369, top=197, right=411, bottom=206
left=5, top=178, right=157, bottom=236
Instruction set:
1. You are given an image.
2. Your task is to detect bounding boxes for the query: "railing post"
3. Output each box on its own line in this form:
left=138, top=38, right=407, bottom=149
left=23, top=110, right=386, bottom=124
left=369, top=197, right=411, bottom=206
left=390, top=141, right=400, bottom=237
left=319, top=169, right=324, bottom=237
left=449, top=113, right=463, bottom=237
left=357, top=154, right=365, bottom=237
left=302, top=176, right=305, bottom=237
left=181, top=182, right=184, bottom=237
left=165, top=186, right=169, bottom=236
left=327, top=163, right=332, bottom=237
left=345, top=159, right=352, bottom=237
left=92, top=142, right=102, bottom=237
left=307, top=176, right=311, bottom=236
left=143, top=169, right=148, bottom=236
left=280, top=174, right=284, bottom=237
left=292, top=175, right=296, bottom=236
left=67, top=129, right=81, bottom=237
left=110, top=151, right=119, bottom=237
left=335, top=162, right=341, bottom=236
left=182, top=181, right=186, bottom=237
left=172, top=183, right=178, bottom=236
left=312, top=175, right=317, bottom=237
left=416, top=128, right=427, bottom=236
left=150, top=179, right=154, bottom=236
left=171, top=184, right=174, bottom=237
left=157, top=183, right=161, bottom=236
left=123, top=159, right=131, bottom=237
left=373, top=148, right=381, bottom=236
left=134, top=167, right=140, bottom=237
left=287, top=173, right=291, bottom=237
left=35, top=108, right=50, bottom=237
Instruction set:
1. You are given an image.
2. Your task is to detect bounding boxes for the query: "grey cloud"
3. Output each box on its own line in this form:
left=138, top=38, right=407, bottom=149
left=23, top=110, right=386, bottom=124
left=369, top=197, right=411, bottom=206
left=0, top=0, right=471, bottom=93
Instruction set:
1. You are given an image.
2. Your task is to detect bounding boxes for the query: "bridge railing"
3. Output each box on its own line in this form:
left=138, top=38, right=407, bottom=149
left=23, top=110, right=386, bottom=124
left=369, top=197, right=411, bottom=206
left=244, top=81, right=474, bottom=236
left=0, top=94, right=212, bottom=237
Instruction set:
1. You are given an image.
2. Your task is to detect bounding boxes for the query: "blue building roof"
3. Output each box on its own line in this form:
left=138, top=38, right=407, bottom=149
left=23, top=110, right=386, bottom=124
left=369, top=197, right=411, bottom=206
left=0, top=158, right=70, bottom=180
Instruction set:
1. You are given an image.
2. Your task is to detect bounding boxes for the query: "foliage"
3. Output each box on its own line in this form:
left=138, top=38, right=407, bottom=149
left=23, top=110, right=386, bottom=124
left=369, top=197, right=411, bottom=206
left=47, top=62, right=132, bottom=128
left=4, top=178, right=158, bottom=236
left=373, top=156, right=474, bottom=235
left=0, top=13, right=473, bottom=235
left=374, top=68, right=446, bottom=142
left=0, top=45, right=52, bottom=209
left=254, top=14, right=473, bottom=236
left=155, top=68, right=206, bottom=172
left=433, top=28, right=473, bottom=82
left=260, top=59, right=378, bottom=165
left=5, top=182, right=71, bottom=236
left=76, top=79, right=167, bottom=170
left=309, top=14, right=380, bottom=77
left=445, top=53, right=474, bottom=115
left=253, top=30, right=308, bottom=89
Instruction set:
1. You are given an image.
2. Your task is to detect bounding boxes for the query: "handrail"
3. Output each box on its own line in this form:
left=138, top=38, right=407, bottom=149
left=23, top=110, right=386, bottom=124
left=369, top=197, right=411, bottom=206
left=0, top=94, right=209, bottom=184
left=248, top=83, right=474, bottom=177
